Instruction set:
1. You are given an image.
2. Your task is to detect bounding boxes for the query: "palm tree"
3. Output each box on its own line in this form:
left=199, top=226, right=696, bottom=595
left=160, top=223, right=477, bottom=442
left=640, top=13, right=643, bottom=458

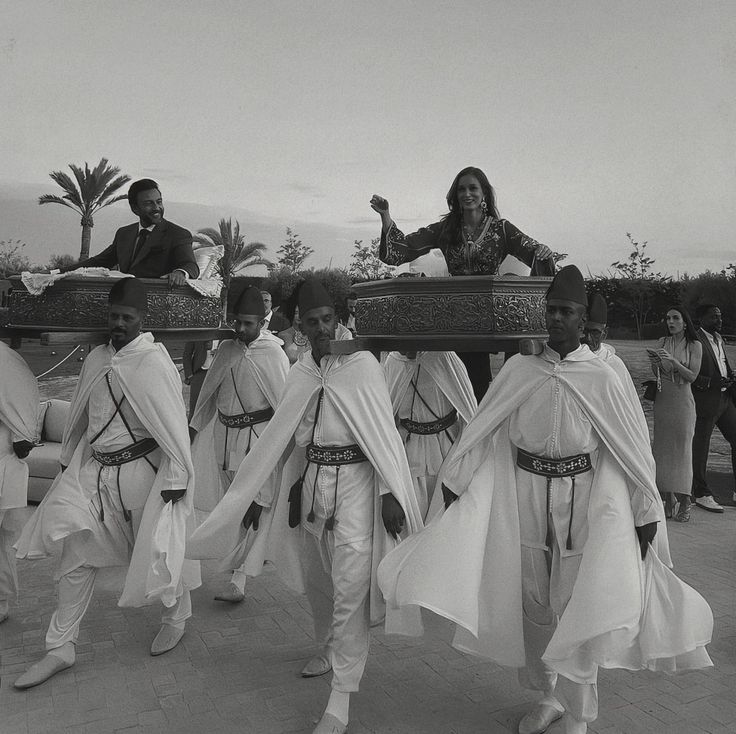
left=38, top=158, right=131, bottom=261
left=193, top=218, right=272, bottom=319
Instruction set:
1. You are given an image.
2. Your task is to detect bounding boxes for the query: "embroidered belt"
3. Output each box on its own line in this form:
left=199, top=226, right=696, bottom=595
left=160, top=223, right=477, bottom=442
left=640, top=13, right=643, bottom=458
left=218, top=406, right=274, bottom=429
left=93, top=437, right=158, bottom=467
left=306, top=443, right=368, bottom=466
left=515, top=447, right=591, bottom=552
left=400, top=408, right=457, bottom=435
left=516, top=447, right=591, bottom=477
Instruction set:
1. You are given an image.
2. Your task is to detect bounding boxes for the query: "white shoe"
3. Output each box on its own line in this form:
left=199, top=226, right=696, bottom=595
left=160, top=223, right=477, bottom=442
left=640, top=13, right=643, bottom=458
left=301, top=654, right=332, bottom=678
left=695, top=496, right=724, bottom=513
left=312, top=712, right=347, bottom=734
left=518, top=703, right=564, bottom=734
left=15, top=645, right=75, bottom=689
left=563, top=714, right=587, bottom=733
left=213, top=582, right=245, bottom=603
left=150, top=624, right=185, bottom=655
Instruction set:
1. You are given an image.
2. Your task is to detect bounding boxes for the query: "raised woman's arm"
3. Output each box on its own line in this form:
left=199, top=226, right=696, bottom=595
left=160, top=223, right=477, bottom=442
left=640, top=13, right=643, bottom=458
left=371, top=193, right=444, bottom=266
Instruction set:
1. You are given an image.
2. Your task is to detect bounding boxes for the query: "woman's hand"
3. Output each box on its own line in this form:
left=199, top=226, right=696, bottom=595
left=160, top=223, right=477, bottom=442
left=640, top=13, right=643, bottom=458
left=534, top=244, right=553, bottom=260
left=655, top=348, right=675, bottom=364
left=370, top=194, right=390, bottom=215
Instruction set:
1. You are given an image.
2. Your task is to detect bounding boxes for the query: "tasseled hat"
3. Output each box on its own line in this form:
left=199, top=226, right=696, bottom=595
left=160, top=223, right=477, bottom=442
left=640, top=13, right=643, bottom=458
left=233, top=285, right=266, bottom=317
left=108, top=277, right=147, bottom=313
left=588, top=293, right=607, bottom=326
left=298, top=280, right=333, bottom=316
left=545, top=265, right=588, bottom=306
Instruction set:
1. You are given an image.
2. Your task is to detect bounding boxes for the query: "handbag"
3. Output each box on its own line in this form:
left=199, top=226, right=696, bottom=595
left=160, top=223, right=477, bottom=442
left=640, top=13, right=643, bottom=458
left=642, top=366, right=661, bottom=402
left=642, top=380, right=658, bottom=402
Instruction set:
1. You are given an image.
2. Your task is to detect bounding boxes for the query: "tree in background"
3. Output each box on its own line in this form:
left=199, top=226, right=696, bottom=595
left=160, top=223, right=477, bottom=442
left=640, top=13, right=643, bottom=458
left=609, top=232, right=670, bottom=338
left=193, top=217, right=271, bottom=319
left=611, top=232, right=662, bottom=280
left=48, top=253, right=79, bottom=271
left=348, top=237, right=392, bottom=281
left=0, top=240, right=33, bottom=277
left=275, top=228, right=313, bottom=272
left=38, top=158, right=131, bottom=261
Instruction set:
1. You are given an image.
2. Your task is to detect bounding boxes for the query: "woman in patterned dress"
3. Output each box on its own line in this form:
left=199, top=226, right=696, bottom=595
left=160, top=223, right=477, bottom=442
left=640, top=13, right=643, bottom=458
left=648, top=306, right=702, bottom=522
left=370, top=166, right=554, bottom=399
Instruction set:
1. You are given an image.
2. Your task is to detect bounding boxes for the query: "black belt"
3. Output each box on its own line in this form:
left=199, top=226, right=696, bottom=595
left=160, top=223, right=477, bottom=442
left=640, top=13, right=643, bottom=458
left=400, top=408, right=457, bottom=435
left=92, top=437, right=158, bottom=524
left=93, top=437, right=158, bottom=466
left=515, top=447, right=591, bottom=552
left=306, top=443, right=367, bottom=466
left=516, top=447, right=591, bottom=477
left=218, top=406, right=274, bottom=429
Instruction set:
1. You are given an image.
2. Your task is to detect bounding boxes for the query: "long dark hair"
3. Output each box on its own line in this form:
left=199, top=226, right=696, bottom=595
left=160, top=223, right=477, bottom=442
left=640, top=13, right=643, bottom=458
left=438, top=166, right=499, bottom=247
left=281, top=280, right=305, bottom=324
left=665, top=304, right=698, bottom=343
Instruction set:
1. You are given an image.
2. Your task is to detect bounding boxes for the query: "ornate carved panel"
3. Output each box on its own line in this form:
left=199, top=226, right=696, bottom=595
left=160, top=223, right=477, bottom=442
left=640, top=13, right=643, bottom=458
left=354, top=276, right=550, bottom=340
left=8, top=277, right=220, bottom=331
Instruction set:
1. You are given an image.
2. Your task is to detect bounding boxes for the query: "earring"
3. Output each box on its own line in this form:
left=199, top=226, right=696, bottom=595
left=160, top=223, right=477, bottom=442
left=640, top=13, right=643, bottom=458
left=480, top=199, right=488, bottom=215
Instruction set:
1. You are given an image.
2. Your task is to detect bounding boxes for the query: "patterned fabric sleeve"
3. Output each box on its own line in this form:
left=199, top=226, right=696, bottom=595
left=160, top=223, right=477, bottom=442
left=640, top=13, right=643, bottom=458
left=379, top=220, right=445, bottom=266
left=501, top=219, right=543, bottom=268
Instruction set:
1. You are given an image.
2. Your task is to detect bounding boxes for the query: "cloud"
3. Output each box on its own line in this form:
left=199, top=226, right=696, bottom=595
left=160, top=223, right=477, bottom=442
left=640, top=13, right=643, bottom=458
left=140, top=168, right=189, bottom=182
left=287, top=182, right=326, bottom=198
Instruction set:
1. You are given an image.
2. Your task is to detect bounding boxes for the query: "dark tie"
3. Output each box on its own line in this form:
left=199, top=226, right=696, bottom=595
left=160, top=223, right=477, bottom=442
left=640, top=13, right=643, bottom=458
left=131, top=229, right=149, bottom=264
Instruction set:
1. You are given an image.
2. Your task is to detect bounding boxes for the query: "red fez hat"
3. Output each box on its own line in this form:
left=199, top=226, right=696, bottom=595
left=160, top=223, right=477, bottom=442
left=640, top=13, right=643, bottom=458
left=545, top=265, right=587, bottom=307
left=588, top=293, right=607, bottom=324
left=108, top=277, right=147, bottom=312
left=298, top=280, right=333, bottom=316
left=234, top=285, right=266, bottom=317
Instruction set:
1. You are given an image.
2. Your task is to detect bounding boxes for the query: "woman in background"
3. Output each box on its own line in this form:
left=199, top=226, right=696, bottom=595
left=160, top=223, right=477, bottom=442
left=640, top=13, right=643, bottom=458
left=648, top=305, right=702, bottom=522
left=370, top=166, right=554, bottom=400
left=277, top=282, right=310, bottom=365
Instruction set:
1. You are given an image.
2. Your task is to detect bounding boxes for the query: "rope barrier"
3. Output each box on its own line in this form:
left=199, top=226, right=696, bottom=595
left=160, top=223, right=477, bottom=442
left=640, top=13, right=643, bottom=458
left=35, top=345, right=82, bottom=379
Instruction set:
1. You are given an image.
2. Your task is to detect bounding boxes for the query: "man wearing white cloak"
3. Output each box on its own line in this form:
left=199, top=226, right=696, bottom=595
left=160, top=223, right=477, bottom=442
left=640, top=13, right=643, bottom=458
left=190, top=285, right=289, bottom=602
left=15, top=278, right=201, bottom=689
left=0, top=342, right=40, bottom=624
left=188, top=280, right=423, bottom=734
left=383, top=350, right=476, bottom=520
left=378, top=266, right=713, bottom=734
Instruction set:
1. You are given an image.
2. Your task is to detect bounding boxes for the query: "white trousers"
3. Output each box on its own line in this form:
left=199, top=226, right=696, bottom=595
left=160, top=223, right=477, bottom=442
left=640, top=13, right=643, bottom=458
left=0, top=512, right=19, bottom=601
left=518, top=472, right=598, bottom=724
left=301, top=529, right=372, bottom=693
left=46, top=564, right=191, bottom=650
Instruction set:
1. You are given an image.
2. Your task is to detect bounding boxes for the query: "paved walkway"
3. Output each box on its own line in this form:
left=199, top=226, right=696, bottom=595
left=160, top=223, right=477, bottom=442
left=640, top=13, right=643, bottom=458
left=1, top=500, right=734, bottom=734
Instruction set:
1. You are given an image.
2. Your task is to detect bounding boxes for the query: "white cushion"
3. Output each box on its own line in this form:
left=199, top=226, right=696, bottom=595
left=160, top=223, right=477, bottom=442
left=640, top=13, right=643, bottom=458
left=43, top=399, right=69, bottom=443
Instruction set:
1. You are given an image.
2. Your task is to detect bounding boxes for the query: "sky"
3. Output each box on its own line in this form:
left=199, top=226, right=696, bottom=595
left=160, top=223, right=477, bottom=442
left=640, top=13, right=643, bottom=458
left=1, top=0, right=735, bottom=276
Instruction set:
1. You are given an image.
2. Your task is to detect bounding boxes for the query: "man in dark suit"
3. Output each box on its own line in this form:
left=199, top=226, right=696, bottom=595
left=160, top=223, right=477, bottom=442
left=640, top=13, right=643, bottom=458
left=691, top=303, right=736, bottom=512
left=261, top=290, right=290, bottom=334
left=183, top=340, right=216, bottom=416
left=61, top=179, right=198, bottom=286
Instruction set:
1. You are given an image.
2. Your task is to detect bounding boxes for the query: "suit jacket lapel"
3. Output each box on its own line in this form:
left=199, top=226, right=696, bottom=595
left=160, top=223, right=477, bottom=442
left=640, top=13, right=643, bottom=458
left=119, top=223, right=139, bottom=272
left=699, top=328, right=720, bottom=377
left=130, top=220, right=166, bottom=269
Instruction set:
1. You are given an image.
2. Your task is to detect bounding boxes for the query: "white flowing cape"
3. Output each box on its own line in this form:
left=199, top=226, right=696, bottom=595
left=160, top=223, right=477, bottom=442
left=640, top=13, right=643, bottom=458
left=16, top=333, right=201, bottom=608
left=188, top=348, right=424, bottom=623
left=597, top=342, right=649, bottom=437
left=190, top=333, right=289, bottom=512
left=383, top=351, right=477, bottom=518
left=378, top=348, right=713, bottom=682
left=0, top=343, right=40, bottom=513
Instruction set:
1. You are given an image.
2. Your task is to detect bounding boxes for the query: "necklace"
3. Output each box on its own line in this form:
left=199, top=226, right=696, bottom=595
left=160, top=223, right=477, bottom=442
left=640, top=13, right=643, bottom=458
left=462, top=215, right=487, bottom=245
left=293, top=330, right=308, bottom=347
